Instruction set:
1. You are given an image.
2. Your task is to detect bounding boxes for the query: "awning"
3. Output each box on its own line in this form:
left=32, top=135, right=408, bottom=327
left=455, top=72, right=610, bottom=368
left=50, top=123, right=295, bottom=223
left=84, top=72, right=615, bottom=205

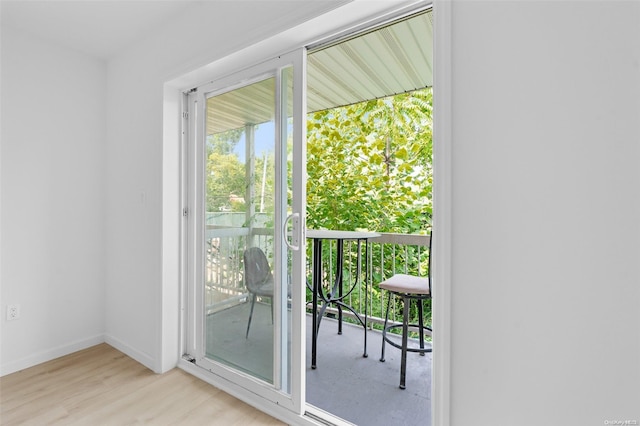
left=206, top=9, right=433, bottom=135
left=307, top=10, right=433, bottom=113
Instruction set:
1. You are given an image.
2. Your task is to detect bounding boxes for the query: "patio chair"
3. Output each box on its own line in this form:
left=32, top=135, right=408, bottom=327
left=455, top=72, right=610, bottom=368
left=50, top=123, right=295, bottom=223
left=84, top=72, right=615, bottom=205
left=379, top=234, right=432, bottom=389
left=243, top=247, right=275, bottom=338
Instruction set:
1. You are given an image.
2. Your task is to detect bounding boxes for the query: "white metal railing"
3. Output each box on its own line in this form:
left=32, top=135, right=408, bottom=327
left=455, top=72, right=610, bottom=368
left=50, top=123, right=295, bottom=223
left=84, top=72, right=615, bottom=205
left=204, top=228, right=431, bottom=329
left=204, top=226, right=273, bottom=314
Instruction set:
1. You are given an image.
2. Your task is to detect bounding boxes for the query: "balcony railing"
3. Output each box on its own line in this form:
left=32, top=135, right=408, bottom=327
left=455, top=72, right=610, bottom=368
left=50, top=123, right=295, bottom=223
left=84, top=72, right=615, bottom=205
left=204, top=226, right=274, bottom=314
left=205, top=227, right=431, bottom=331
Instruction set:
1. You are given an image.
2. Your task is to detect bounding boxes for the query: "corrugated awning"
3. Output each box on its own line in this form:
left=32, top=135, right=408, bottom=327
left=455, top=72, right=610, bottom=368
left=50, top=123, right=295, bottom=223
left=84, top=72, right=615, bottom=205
left=207, top=9, right=433, bottom=135
left=307, top=10, right=433, bottom=113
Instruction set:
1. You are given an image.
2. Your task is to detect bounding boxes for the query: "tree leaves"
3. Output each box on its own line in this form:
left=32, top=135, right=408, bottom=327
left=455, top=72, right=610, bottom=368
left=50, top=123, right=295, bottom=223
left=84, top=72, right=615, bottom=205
left=306, top=88, right=433, bottom=233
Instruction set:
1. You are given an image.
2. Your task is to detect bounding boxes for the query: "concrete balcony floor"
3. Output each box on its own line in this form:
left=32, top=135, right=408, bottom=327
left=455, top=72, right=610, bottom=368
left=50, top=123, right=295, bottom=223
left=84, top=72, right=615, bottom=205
left=207, top=302, right=431, bottom=426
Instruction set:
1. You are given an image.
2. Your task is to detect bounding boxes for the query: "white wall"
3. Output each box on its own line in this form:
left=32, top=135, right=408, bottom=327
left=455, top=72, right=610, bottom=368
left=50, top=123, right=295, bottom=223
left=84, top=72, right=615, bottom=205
left=448, top=1, right=640, bottom=424
left=0, top=0, right=413, bottom=378
left=2, top=0, right=638, bottom=423
left=0, top=27, right=106, bottom=375
left=103, top=0, right=365, bottom=373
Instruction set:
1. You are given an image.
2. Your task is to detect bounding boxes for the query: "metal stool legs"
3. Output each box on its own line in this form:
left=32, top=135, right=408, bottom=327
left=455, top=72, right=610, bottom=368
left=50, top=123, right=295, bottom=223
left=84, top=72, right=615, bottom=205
left=380, top=292, right=431, bottom=389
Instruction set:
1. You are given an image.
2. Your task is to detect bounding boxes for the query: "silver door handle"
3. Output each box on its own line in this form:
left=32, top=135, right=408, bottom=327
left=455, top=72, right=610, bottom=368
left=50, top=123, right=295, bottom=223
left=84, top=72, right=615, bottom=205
left=283, top=213, right=301, bottom=251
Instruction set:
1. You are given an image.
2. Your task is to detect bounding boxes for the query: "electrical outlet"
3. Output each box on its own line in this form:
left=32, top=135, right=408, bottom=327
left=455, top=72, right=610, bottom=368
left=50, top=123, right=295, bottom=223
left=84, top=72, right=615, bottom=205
left=7, top=304, right=20, bottom=321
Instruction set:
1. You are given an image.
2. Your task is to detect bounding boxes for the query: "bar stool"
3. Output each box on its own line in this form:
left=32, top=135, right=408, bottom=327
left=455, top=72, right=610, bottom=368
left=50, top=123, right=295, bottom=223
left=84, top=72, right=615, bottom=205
left=379, top=237, right=432, bottom=389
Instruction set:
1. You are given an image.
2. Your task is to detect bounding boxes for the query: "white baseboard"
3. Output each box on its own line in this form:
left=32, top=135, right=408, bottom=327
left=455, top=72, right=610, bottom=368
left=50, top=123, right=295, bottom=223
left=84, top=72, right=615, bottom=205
left=178, top=359, right=341, bottom=426
left=104, top=334, right=156, bottom=372
left=0, top=334, right=105, bottom=377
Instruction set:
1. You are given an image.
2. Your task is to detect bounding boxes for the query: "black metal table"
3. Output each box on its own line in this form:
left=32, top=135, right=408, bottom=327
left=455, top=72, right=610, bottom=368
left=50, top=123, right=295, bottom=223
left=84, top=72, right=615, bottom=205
left=306, top=229, right=380, bottom=369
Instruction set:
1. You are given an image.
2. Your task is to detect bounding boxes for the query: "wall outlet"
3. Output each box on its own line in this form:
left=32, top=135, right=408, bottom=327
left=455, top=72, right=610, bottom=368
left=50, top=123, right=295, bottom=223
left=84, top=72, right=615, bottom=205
left=7, top=304, right=20, bottom=321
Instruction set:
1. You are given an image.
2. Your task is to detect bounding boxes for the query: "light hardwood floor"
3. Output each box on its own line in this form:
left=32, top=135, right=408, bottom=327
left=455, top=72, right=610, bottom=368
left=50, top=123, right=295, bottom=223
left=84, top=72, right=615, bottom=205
left=0, top=344, right=285, bottom=425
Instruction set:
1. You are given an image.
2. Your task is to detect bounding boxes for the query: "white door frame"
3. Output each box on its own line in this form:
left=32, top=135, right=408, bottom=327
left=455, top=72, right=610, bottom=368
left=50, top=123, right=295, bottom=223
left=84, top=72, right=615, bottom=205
left=165, top=1, right=451, bottom=424
left=184, top=50, right=307, bottom=413
left=432, top=1, right=452, bottom=425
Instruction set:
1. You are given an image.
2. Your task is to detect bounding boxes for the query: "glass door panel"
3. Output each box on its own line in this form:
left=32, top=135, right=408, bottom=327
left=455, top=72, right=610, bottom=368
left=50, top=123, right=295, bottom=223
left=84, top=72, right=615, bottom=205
left=203, top=76, right=279, bottom=384
left=191, top=49, right=305, bottom=413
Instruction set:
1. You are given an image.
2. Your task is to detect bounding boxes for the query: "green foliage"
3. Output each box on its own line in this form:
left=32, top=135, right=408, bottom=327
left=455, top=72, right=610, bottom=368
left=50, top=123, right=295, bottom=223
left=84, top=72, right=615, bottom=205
left=206, top=129, right=275, bottom=216
left=206, top=88, right=434, bottom=331
left=207, top=128, right=243, bottom=155
left=305, top=88, right=434, bottom=331
left=206, top=150, right=246, bottom=213
left=306, top=88, right=433, bottom=234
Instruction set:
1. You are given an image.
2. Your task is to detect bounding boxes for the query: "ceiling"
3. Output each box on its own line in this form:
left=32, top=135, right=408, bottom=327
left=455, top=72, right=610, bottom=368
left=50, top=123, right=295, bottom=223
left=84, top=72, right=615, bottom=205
left=0, top=0, right=349, bottom=60
left=206, top=9, right=434, bottom=135
left=1, top=1, right=433, bottom=135
left=0, top=1, right=200, bottom=59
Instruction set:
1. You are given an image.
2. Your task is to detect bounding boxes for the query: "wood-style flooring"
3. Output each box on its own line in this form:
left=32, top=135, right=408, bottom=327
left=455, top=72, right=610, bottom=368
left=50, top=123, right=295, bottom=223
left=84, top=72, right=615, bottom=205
left=0, top=344, right=285, bottom=425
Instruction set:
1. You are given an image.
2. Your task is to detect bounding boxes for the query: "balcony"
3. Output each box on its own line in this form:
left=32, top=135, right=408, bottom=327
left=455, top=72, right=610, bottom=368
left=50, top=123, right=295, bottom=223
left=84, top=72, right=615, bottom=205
left=205, top=227, right=431, bottom=425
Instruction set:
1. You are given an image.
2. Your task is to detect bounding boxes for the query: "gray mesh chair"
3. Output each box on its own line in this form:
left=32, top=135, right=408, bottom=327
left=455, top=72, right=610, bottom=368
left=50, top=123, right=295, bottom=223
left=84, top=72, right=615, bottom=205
left=243, top=247, right=275, bottom=339
left=379, top=234, right=432, bottom=389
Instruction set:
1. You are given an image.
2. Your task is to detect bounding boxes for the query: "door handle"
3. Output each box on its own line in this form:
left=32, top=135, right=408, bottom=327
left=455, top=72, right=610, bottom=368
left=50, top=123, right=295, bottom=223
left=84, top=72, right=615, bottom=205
left=283, top=213, right=302, bottom=251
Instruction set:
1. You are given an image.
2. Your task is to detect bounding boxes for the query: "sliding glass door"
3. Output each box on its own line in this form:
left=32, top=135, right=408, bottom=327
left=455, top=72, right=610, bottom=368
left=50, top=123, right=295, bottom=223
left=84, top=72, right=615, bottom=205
left=187, top=49, right=306, bottom=411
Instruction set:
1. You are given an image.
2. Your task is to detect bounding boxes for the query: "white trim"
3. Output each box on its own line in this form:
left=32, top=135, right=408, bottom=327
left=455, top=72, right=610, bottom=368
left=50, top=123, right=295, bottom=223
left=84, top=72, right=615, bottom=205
left=159, top=85, right=182, bottom=374
left=289, top=47, right=308, bottom=415
left=432, top=0, right=452, bottom=425
left=164, top=0, right=447, bottom=424
left=178, top=92, right=192, bottom=359
left=0, top=334, right=104, bottom=377
left=188, top=51, right=305, bottom=413
left=305, top=405, right=357, bottom=426
left=178, top=360, right=326, bottom=426
left=184, top=92, right=198, bottom=358
left=192, top=87, right=206, bottom=372
left=104, top=334, right=156, bottom=372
